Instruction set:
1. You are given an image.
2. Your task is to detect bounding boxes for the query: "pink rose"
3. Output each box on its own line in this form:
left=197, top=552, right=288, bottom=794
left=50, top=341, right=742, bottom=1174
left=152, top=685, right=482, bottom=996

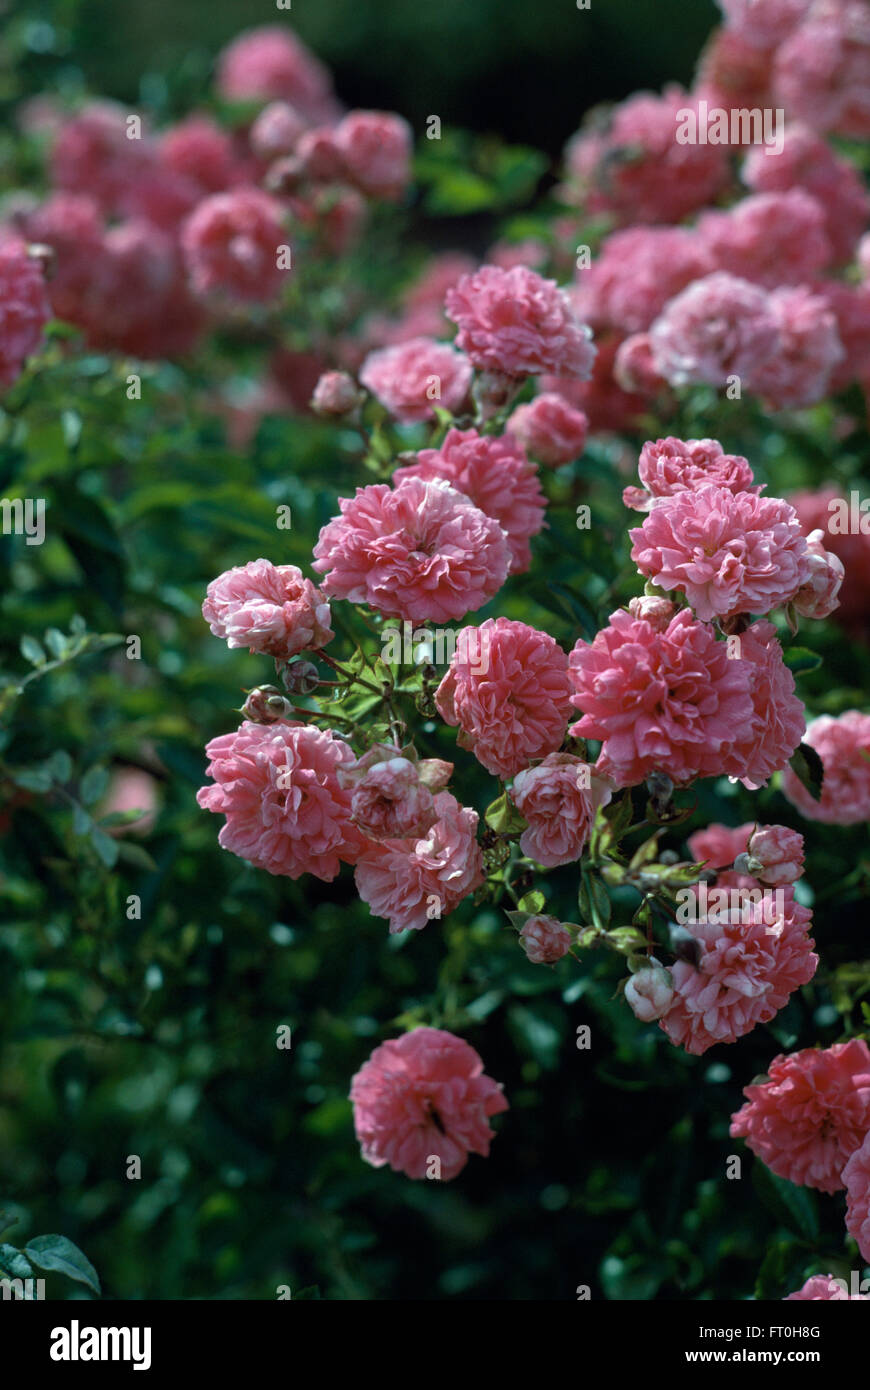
left=743, top=824, right=805, bottom=885
left=310, top=370, right=362, bottom=416
left=181, top=187, right=287, bottom=302
left=359, top=336, right=472, bottom=422
left=511, top=753, right=612, bottom=867
left=519, top=915, right=574, bottom=964
left=649, top=271, right=780, bottom=388
left=782, top=710, right=870, bottom=824
left=202, top=559, right=333, bottom=657
left=338, top=743, right=452, bottom=840
left=507, top=393, right=589, bottom=467
left=334, top=111, right=412, bottom=200
left=622, top=436, right=758, bottom=513
left=0, top=240, right=50, bottom=388
left=791, top=527, right=844, bottom=618
left=751, top=286, right=844, bottom=410
left=786, top=1274, right=869, bottom=1300
left=843, top=1132, right=870, bottom=1263
left=215, top=25, right=336, bottom=122
left=697, top=190, right=832, bottom=289
left=721, top=619, right=806, bottom=790
left=687, top=823, right=754, bottom=869
left=625, top=960, right=675, bottom=1022
left=445, top=264, right=596, bottom=378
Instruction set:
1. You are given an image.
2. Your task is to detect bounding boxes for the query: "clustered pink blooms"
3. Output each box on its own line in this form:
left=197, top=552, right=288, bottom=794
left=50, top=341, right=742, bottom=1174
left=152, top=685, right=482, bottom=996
left=622, top=436, right=758, bottom=512
left=393, top=427, right=545, bottom=574
left=0, top=238, right=50, bottom=387
left=215, top=25, right=337, bottom=122
left=730, top=1040, right=870, bottom=1192
left=782, top=711, right=870, bottom=824
left=629, top=485, right=811, bottom=621
left=696, top=191, right=832, bottom=289
left=575, top=227, right=713, bottom=336
left=312, top=476, right=510, bottom=623
left=359, top=337, right=472, bottom=422
left=519, top=915, right=574, bottom=964
left=338, top=744, right=451, bottom=841
left=506, top=393, right=589, bottom=467
left=435, top=618, right=574, bottom=779
left=649, top=272, right=780, bottom=389
left=445, top=265, right=596, bottom=379
left=196, top=721, right=365, bottom=881
left=658, top=875, right=818, bottom=1055
left=751, top=285, right=845, bottom=410
left=843, top=1133, right=870, bottom=1262
left=354, top=792, right=483, bottom=933
left=202, top=559, right=333, bottom=657
left=349, top=1027, right=508, bottom=1180
left=510, top=754, right=612, bottom=868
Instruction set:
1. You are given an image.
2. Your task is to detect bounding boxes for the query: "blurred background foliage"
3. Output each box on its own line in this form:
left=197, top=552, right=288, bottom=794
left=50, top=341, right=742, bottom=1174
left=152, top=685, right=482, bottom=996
left=0, top=0, right=869, bottom=1302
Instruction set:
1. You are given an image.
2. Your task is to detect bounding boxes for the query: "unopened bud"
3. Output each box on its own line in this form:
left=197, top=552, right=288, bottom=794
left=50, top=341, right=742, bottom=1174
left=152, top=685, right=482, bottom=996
left=311, top=370, right=363, bottom=418
left=280, top=660, right=320, bottom=695
left=242, top=684, right=292, bottom=723
left=624, top=958, right=674, bottom=1022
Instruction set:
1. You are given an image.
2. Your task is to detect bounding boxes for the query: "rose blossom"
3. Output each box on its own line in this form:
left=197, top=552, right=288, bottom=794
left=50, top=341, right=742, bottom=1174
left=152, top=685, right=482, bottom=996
left=626, top=595, right=677, bottom=628
left=790, top=486, right=870, bottom=629
left=215, top=25, right=336, bottom=122
left=506, top=393, right=589, bottom=467
left=629, top=485, right=810, bottom=621
left=540, top=334, right=649, bottom=433
left=359, top=336, right=472, bottom=422
left=649, top=272, right=780, bottom=388
left=0, top=240, right=50, bottom=387
left=782, top=710, right=870, bottom=824
left=622, top=436, right=758, bottom=513
left=568, top=607, right=756, bottom=788
left=575, top=226, right=713, bottom=336
left=791, top=528, right=844, bottom=618
left=697, top=191, right=832, bottom=289
left=843, top=1132, right=870, bottom=1263
left=181, top=187, right=287, bottom=302
left=659, top=876, right=817, bottom=1054
left=445, top=265, right=596, bottom=379
left=742, top=824, right=805, bottom=885
left=436, top=618, right=573, bottom=780
left=202, top=559, right=333, bottom=657
left=393, top=427, right=545, bottom=574
left=625, top=960, right=675, bottom=1023
left=196, top=721, right=365, bottom=881
left=349, top=1027, right=508, bottom=1180
left=785, top=1274, right=869, bottom=1300
left=310, top=369, right=362, bottom=416
left=354, top=792, right=484, bottom=933
left=687, top=823, right=754, bottom=869
left=510, top=753, right=612, bottom=868
left=722, top=619, right=805, bottom=789
left=312, top=476, right=510, bottom=623
left=250, top=102, right=307, bottom=159
left=337, top=742, right=451, bottom=840
left=160, top=116, right=242, bottom=196
left=50, top=101, right=154, bottom=216
left=333, top=111, right=412, bottom=200
left=519, top=915, right=574, bottom=964
left=773, top=0, right=870, bottom=139
left=730, top=1040, right=870, bottom=1191
left=751, top=286, right=844, bottom=410
left=717, top=0, right=810, bottom=47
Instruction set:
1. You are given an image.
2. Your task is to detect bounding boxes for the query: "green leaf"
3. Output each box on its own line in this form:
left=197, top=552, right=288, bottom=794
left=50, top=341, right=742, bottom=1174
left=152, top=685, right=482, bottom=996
left=61, top=409, right=82, bottom=451
left=23, top=1235, right=101, bottom=1294
left=484, top=790, right=526, bottom=836
left=751, top=1162, right=819, bottom=1242
left=19, top=634, right=46, bottom=666
left=80, top=765, right=110, bottom=806
left=90, top=826, right=119, bottom=869
left=784, top=646, right=823, bottom=676
left=517, top=889, right=546, bottom=914
left=788, top=742, right=824, bottom=802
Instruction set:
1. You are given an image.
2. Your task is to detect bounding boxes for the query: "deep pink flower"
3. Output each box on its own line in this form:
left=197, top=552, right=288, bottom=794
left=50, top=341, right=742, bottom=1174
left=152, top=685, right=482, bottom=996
left=792, top=527, right=844, bottom=618
left=507, top=393, right=589, bottom=467
left=649, top=272, right=780, bottom=388
left=844, top=1132, right=870, bottom=1262
left=623, top=436, right=758, bottom=513
left=773, top=0, right=870, bottom=139
left=698, top=191, right=832, bottom=289
left=338, top=743, right=451, bottom=841
left=160, top=116, right=242, bottom=196
left=436, top=618, right=573, bottom=780
left=576, top=226, right=712, bottom=336
left=202, top=559, right=332, bottom=657
left=730, top=1041, right=870, bottom=1191
left=568, top=607, right=756, bottom=788
left=0, top=240, right=50, bottom=387
left=782, top=710, right=870, bottom=823
left=51, top=101, right=155, bottom=215
left=660, top=876, right=817, bottom=1054
left=510, top=753, right=612, bottom=867
left=12, top=194, right=105, bottom=326
left=334, top=111, right=412, bottom=200
left=312, top=476, right=510, bottom=623
left=393, top=427, right=545, bottom=574
left=197, top=721, right=365, bottom=881
left=354, top=792, right=483, bottom=933
left=349, top=1027, right=508, bottom=1180
left=445, top=265, right=596, bottom=379
left=630, top=485, right=810, bottom=621
left=182, top=187, right=287, bottom=302
left=785, top=1274, right=869, bottom=1300
left=519, top=915, right=574, bottom=964
left=744, top=824, right=805, bottom=885
left=215, top=25, right=336, bottom=122
left=751, top=286, right=844, bottom=409
left=687, top=823, right=753, bottom=869
left=721, top=619, right=805, bottom=789
left=359, top=336, right=472, bottom=422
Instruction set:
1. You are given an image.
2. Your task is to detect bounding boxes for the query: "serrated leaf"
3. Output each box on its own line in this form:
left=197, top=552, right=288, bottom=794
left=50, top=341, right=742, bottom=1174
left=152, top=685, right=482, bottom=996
left=23, top=1234, right=100, bottom=1294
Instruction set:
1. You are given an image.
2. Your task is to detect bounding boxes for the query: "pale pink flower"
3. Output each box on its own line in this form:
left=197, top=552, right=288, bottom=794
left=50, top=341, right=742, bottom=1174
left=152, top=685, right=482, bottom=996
left=506, top=393, right=589, bottom=467
left=792, top=527, right=844, bottom=618
left=612, top=334, right=667, bottom=396
left=511, top=753, right=612, bottom=867
left=649, top=272, right=780, bottom=388
left=215, top=25, right=336, bottom=122
left=730, top=1040, right=870, bottom=1191
left=625, top=960, right=675, bottom=1022
left=660, top=876, right=817, bottom=1054
left=334, top=111, right=412, bottom=200
left=698, top=191, right=832, bottom=289
left=743, top=123, right=870, bottom=264
left=359, top=336, right=472, bottom=422
left=751, top=285, right=844, bottom=409
left=782, top=710, right=870, bottom=824
left=250, top=102, right=307, bottom=159
left=181, top=187, right=287, bottom=302
left=721, top=619, right=806, bottom=789
left=338, top=743, right=451, bottom=840
left=293, top=126, right=345, bottom=182
left=785, top=1274, right=869, bottom=1300
left=742, top=824, right=805, bottom=885
left=354, top=792, right=483, bottom=933
left=197, top=721, right=365, bottom=881
left=445, top=264, right=596, bottom=379
left=99, top=767, right=161, bottom=837
left=576, top=226, right=712, bottom=336
left=349, top=1027, right=508, bottom=1180
left=630, top=485, right=810, bottom=621
left=844, top=1132, right=870, bottom=1262
left=773, top=0, right=870, bottom=139
left=310, top=370, right=362, bottom=416
left=435, top=619, right=573, bottom=780
left=393, top=427, right=545, bottom=574
left=687, top=823, right=753, bottom=869
left=694, top=27, right=774, bottom=114
left=626, top=595, right=677, bottom=629
left=519, top=915, right=574, bottom=964
left=202, top=559, right=332, bottom=657
left=312, top=476, right=510, bottom=623
left=622, top=436, right=758, bottom=513
left=0, top=240, right=50, bottom=387
left=568, top=608, right=756, bottom=788
left=717, top=0, right=810, bottom=48
left=790, top=485, right=870, bottom=628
